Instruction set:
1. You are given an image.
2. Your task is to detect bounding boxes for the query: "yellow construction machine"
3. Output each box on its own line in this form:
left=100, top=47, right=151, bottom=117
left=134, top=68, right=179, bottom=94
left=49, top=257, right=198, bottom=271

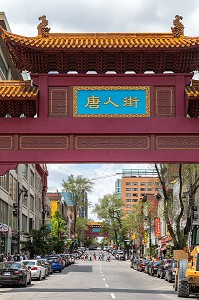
left=174, top=224, right=199, bottom=297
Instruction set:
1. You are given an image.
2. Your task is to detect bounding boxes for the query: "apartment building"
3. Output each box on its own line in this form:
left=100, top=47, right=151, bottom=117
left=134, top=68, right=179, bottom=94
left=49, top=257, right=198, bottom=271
left=116, top=169, right=160, bottom=217
left=0, top=164, right=49, bottom=255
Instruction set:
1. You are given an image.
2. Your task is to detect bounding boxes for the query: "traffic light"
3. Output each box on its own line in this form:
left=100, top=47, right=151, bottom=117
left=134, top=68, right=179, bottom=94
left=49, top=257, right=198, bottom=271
left=13, top=203, right=18, bottom=217
left=192, top=206, right=198, bottom=221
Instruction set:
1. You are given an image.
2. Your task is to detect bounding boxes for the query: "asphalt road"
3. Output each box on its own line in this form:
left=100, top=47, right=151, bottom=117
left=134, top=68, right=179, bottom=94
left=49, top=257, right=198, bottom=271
left=0, top=252, right=198, bottom=300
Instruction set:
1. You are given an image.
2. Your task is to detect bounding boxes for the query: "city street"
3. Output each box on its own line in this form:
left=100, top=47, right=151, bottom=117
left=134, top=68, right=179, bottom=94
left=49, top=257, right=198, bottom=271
left=0, top=252, right=197, bottom=300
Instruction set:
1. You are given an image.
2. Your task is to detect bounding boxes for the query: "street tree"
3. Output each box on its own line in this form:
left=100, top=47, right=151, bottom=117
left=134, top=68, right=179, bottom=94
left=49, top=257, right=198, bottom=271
left=93, top=193, right=126, bottom=247
left=155, top=163, right=199, bottom=249
left=76, top=217, right=89, bottom=246
left=62, top=174, right=94, bottom=237
left=23, top=225, right=51, bottom=258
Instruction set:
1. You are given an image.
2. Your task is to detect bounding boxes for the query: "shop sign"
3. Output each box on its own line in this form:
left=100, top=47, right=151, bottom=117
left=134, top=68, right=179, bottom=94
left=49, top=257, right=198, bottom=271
left=73, top=86, right=150, bottom=117
left=0, top=224, right=9, bottom=233
left=154, top=217, right=161, bottom=237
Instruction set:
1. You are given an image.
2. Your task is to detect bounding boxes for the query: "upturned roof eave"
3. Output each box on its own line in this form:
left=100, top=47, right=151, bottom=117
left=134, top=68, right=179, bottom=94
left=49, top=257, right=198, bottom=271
left=1, top=25, right=199, bottom=51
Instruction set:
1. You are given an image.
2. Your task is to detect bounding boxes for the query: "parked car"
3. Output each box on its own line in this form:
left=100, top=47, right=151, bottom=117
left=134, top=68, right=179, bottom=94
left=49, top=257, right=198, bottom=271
left=137, top=259, right=148, bottom=272
left=22, top=259, right=46, bottom=280
left=144, top=261, right=153, bottom=274
left=148, top=261, right=161, bottom=276
left=0, top=261, right=31, bottom=287
left=46, top=256, right=62, bottom=272
left=37, top=258, right=53, bottom=275
left=59, top=254, right=70, bottom=267
left=157, top=259, right=173, bottom=279
left=165, top=260, right=177, bottom=283
left=47, top=255, right=64, bottom=269
left=130, top=258, right=139, bottom=269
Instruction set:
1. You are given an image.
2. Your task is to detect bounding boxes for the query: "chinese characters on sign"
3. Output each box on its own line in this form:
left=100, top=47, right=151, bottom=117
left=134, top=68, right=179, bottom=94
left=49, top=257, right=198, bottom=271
left=73, top=86, right=150, bottom=117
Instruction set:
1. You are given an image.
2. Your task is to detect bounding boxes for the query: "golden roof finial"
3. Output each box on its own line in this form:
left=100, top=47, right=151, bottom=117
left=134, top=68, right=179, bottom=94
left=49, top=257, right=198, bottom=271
left=37, top=15, right=50, bottom=37
left=171, top=15, right=184, bottom=37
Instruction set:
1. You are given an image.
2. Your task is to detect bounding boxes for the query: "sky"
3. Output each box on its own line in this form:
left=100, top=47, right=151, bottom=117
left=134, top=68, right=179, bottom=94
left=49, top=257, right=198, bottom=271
left=1, top=0, right=199, bottom=219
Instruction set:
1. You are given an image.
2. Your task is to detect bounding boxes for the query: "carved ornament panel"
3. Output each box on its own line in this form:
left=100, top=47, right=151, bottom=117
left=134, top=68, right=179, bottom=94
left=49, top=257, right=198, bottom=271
left=157, top=136, right=199, bottom=149
left=0, top=136, right=13, bottom=149
left=75, top=136, right=149, bottom=149
left=20, top=136, right=68, bottom=149
left=49, top=88, right=68, bottom=117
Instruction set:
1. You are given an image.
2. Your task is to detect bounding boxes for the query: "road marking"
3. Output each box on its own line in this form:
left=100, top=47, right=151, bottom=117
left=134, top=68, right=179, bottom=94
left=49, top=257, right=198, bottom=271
left=102, top=274, right=104, bottom=277
left=111, top=293, right=116, bottom=299
left=103, top=278, right=106, bottom=281
left=105, top=283, right=109, bottom=288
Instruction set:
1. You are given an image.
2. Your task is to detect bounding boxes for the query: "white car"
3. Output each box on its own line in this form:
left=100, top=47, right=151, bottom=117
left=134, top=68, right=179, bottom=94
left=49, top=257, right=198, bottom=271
left=22, top=260, right=46, bottom=280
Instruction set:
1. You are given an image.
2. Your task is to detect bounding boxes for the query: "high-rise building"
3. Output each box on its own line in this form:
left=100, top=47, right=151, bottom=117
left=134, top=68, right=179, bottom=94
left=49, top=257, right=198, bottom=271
left=115, top=169, right=160, bottom=217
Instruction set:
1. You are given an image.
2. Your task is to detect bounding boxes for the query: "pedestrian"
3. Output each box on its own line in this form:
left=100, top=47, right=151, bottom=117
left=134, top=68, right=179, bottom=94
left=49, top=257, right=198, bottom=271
left=93, top=252, right=96, bottom=261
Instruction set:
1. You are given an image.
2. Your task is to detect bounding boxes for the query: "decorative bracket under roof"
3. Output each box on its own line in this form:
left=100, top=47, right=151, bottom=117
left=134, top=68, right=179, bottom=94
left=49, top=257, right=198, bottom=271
left=171, top=15, right=184, bottom=37
left=37, top=15, right=50, bottom=37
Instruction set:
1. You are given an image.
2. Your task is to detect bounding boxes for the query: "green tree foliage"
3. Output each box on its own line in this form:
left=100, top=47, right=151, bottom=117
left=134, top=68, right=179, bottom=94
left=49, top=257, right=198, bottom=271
left=62, top=174, right=93, bottom=237
left=51, top=211, right=68, bottom=239
left=23, top=225, right=51, bottom=258
left=93, top=193, right=126, bottom=247
left=155, top=163, right=199, bottom=249
left=76, top=217, right=89, bottom=246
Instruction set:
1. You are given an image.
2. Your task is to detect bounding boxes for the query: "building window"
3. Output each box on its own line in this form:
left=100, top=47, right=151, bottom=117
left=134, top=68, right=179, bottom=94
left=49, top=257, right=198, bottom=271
left=140, top=182, right=146, bottom=186
left=126, top=210, right=131, bottom=214
left=132, top=188, right=138, bottom=191
left=0, top=199, right=8, bottom=224
left=141, top=188, right=146, bottom=191
left=22, top=214, right=27, bottom=233
left=126, top=199, right=132, bottom=202
left=147, top=188, right=153, bottom=191
left=125, top=182, right=131, bottom=186
left=22, top=187, right=28, bottom=207
left=132, top=193, right=138, bottom=197
left=0, top=173, right=9, bottom=192
left=126, top=188, right=131, bottom=191
left=126, top=204, right=131, bottom=208
left=132, top=182, right=138, bottom=186
left=0, top=55, right=8, bottom=79
left=141, top=193, right=146, bottom=197
left=22, top=164, right=28, bottom=180
left=30, top=194, right=34, bottom=212
left=126, top=193, right=131, bottom=197
left=132, top=199, right=138, bottom=202
left=30, top=170, right=35, bottom=188
left=147, top=182, right=153, bottom=186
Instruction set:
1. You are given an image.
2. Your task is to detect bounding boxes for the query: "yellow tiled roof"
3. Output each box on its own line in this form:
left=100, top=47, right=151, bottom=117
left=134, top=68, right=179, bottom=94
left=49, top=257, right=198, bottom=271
left=1, top=27, right=199, bottom=49
left=0, top=81, right=38, bottom=99
left=185, top=85, right=199, bottom=97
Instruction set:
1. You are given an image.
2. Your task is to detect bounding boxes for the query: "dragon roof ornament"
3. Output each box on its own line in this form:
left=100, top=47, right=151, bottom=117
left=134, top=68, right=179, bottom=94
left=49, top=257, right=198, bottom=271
left=171, top=15, right=184, bottom=37
left=37, top=15, right=50, bottom=37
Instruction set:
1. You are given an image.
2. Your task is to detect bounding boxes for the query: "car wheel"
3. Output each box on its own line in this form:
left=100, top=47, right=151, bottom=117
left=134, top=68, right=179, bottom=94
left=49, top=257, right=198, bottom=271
left=59, top=269, right=62, bottom=273
left=22, top=276, right=27, bottom=287
left=168, top=275, right=173, bottom=283
left=160, top=271, right=164, bottom=279
left=38, top=272, right=42, bottom=281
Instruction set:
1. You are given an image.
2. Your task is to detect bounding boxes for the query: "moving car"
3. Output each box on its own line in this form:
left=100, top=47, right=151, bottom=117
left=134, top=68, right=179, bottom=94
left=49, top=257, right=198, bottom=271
left=0, top=261, right=31, bottom=287
left=22, top=260, right=46, bottom=280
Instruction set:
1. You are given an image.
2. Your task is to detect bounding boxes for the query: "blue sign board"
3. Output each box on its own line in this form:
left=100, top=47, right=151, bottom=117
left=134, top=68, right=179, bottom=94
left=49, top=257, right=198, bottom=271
left=73, top=86, right=150, bottom=117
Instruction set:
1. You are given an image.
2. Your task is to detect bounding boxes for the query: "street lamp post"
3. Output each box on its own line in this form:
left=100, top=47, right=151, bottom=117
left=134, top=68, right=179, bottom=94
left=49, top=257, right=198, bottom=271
left=16, top=183, right=28, bottom=255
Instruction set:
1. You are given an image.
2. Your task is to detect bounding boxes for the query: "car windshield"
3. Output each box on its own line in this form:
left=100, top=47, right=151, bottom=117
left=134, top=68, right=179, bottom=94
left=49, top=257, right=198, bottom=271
left=23, top=261, right=36, bottom=266
left=0, top=262, right=21, bottom=269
